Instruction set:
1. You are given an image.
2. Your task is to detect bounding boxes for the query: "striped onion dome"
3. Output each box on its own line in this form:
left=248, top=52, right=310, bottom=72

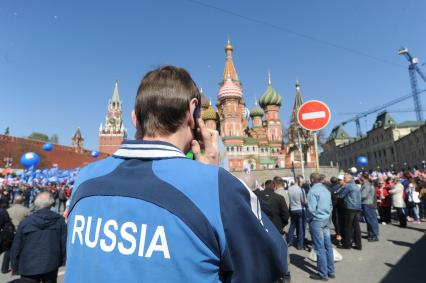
left=259, top=73, right=282, bottom=108
left=202, top=105, right=218, bottom=121
left=259, top=84, right=282, bottom=108
left=217, top=76, right=243, bottom=100
left=250, top=103, right=264, bottom=117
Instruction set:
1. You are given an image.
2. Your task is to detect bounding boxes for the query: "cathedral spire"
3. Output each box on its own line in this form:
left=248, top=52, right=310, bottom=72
left=222, top=39, right=240, bottom=85
left=288, top=80, right=306, bottom=144
left=293, top=80, right=303, bottom=110
left=268, top=71, right=272, bottom=85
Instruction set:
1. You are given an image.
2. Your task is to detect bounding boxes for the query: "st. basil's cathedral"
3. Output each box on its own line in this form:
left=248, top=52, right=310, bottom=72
left=98, top=40, right=318, bottom=171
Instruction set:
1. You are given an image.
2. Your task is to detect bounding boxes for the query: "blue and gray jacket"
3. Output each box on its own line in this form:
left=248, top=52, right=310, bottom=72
left=306, top=183, right=332, bottom=222
left=338, top=181, right=362, bottom=210
left=65, top=140, right=288, bottom=283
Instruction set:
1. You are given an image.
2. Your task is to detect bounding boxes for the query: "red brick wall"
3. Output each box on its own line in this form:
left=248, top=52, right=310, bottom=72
left=99, top=135, right=124, bottom=155
left=0, top=135, right=109, bottom=169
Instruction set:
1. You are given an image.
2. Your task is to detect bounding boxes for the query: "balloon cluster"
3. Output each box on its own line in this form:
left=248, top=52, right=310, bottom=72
left=1, top=166, right=79, bottom=187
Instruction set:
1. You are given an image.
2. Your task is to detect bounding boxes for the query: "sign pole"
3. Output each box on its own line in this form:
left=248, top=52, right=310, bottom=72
left=297, top=131, right=305, bottom=179
left=313, top=131, right=320, bottom=173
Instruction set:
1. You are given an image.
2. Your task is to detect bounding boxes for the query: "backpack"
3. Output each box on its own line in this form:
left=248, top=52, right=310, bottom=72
left=0, top=210, right=16, bottom=254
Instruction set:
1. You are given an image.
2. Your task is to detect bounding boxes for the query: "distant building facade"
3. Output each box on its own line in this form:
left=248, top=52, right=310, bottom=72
left=394, top=123, right=426, bottom=169
left=99, top=81, right=127, bottom=154
left=320, top=111, right=425, bottom=170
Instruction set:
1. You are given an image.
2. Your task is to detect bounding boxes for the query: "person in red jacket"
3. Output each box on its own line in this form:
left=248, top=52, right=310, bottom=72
left=376, top=178, right=392, bottom=224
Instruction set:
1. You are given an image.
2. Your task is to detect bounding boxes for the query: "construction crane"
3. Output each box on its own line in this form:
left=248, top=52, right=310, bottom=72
left=339, top=90, right=426, bottom=136
left=399, top=48, right=426, bottom=121
left=340, top=109, right=426, bottom=115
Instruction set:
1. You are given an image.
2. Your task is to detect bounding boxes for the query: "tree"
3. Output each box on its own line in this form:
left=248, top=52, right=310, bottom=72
left=49, top=134, right=59, bottom=144
left=28, top=132, right=49, bottom=142
left=4, top=127, right=10, bottom=136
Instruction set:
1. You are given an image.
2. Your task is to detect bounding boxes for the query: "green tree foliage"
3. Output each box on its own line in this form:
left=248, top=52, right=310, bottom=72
left=28, top=132, right=49, bottom=142
left=49, top=134, right=59, bottom=144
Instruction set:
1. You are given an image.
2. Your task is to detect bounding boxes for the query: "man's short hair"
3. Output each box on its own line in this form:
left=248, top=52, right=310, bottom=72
left=135, top=65, right=201, bottom=138
left=310, top=173, right=321, bottom=184
left=264, top=180, right=274, bottom=190
left=273, top=176, right=284, bottom=188
left=362, top=172, right=370, bottom=181
left=34, top=192, right=55, bottom=210
left=14, top=195, right=24, bottom=204
left=330, top=176, right=338, bottom=184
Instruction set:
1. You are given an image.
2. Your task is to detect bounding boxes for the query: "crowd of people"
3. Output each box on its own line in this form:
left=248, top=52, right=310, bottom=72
left=0, top=65, right=425, bottom=283
left=241, top=167, right=426, bottom=280
left=0, top=180, right=72, bottom=282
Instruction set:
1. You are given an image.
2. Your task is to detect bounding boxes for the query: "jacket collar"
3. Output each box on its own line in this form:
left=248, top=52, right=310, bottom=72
left=113, top=140, right=186, bottom=159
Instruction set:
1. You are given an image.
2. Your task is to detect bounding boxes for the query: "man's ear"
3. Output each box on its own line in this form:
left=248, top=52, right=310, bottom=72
left=189, top=98, right=199, bottom=129
left=131, top=110, right=137, bottom=128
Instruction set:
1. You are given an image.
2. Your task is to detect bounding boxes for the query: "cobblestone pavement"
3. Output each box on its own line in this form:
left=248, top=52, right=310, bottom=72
left=289, top=220, right=426, bottom=283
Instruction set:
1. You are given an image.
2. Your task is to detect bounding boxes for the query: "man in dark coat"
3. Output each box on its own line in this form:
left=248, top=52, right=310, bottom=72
left=10, top=192, right=66, bottom=283
left=258, top=180, right=290, bottom=234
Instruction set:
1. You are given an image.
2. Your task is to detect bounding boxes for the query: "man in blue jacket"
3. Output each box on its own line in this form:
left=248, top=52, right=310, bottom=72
left=338, top=173, right=362, bottom=250
left=65, top=66, right=290, bottom=283
left=306, top=173, right=334, bottom=281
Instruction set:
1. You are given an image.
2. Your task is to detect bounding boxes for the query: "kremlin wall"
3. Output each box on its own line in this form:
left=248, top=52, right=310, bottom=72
left=0, top=131, right=108, bottom=170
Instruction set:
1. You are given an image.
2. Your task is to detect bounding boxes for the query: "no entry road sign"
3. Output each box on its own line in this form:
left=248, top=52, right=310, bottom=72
left=297, top=100, right=331, bottom=131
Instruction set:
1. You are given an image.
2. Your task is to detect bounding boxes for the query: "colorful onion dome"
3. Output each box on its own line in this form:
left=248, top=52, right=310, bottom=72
left=259, top=73, right=282, bottom=108
left=250, top=103, right=264, bottom=117
left=217, top=76, right=243, bottom=100
left=202, top=104, right=218, bottom=121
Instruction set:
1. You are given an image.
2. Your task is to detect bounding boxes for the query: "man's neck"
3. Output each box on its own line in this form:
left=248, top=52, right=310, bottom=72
left=143, top=128, right=191, bottom=153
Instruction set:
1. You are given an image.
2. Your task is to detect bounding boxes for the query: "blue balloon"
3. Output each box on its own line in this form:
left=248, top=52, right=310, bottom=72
left=20, top=152, right=40, bottom=169
left=91, top=150, right=99, bottom=158
left=43, top=143, right=53, bottom=152
left=357, top=156, right=369, bottom=167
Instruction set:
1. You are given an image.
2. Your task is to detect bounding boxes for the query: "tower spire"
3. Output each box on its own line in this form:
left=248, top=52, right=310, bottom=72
left=222, top=38, right=240, bottom=85
left=294, top=80, right=302, bottom=109
left=111, top=80, right=121, bottom=103
left=268, top=71, right=272, bottom=85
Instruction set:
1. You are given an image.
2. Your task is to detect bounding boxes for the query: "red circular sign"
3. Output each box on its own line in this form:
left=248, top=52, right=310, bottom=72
left=297, top=100, right=331, bottom=131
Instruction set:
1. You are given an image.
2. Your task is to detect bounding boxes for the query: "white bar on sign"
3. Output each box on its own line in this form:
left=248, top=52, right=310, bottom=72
left=302, top=111, right=326, bottom=120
